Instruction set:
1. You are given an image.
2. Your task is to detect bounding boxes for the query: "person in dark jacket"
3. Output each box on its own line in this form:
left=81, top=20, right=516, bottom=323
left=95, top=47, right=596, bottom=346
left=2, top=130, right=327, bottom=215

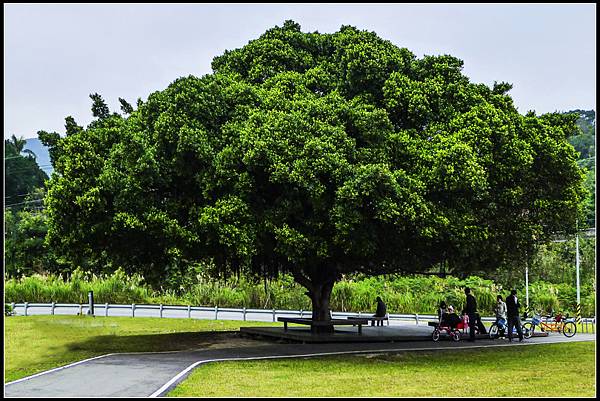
left=438, top=301, right=448, bottom=324
left=462, top=287, right=477, bottom=341
left=506, top=289, right=524, bottom=342
left=373, top=296, right=387, bottom=326
left=446, top=305, right=462, bottom=328
left=461, top=287, right=487, bottom=341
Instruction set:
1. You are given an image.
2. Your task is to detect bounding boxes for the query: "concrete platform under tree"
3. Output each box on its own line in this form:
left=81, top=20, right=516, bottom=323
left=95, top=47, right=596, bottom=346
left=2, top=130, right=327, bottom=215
left=240, top=324, right=548, bottom=343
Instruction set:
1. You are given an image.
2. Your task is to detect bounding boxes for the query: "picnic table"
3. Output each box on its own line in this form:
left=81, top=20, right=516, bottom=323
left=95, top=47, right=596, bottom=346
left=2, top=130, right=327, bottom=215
left=346, top=314, right=389, bottom=326
left=277, top=317, right=371, bottom=334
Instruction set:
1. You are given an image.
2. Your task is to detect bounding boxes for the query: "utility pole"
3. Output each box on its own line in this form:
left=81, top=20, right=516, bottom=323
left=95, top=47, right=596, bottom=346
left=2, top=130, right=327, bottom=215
left=525, top=259, right=529, bottom=312
left=524, top=248, right=530, bottom=317
left=576, top=220, right=581, bottom=323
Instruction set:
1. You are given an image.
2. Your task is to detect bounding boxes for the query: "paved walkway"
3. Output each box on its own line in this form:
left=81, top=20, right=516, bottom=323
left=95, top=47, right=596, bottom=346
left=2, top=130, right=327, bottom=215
left=5, top=333, right=595, bottom=397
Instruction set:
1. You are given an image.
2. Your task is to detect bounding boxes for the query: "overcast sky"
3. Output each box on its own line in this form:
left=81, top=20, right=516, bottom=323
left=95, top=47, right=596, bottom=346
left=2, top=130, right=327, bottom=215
left=4, top=3, right=596, bottom=139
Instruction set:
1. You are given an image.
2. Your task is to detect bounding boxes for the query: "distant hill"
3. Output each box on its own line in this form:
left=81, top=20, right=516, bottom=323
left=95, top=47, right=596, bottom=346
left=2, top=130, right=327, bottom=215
left=23, top=138, right=53, bottom=175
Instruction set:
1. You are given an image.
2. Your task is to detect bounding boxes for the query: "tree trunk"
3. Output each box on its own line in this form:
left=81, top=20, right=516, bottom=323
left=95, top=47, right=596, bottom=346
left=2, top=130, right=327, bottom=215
left=307, top=280, right=335, bottom=334
left=292, top=268, right=339, bottom=335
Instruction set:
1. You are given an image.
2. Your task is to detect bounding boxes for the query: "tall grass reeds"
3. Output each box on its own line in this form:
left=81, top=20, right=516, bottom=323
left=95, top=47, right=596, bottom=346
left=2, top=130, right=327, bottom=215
left=4, top=269, right=595, bottom=316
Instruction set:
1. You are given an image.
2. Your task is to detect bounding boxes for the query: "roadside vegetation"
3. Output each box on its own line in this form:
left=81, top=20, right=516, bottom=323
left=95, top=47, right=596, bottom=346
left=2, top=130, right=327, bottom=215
left=5, top=264, right=595, bottom=317
left=167, top=341, right=596, bottom=397
left=4, top=315, right=276, bottom=383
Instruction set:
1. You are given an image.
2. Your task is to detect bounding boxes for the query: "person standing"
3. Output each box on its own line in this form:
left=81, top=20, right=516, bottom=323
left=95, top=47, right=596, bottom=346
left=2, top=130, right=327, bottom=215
left=506, top=289, right=524, bottom=342
left=438, top=301, right=448, bottom=324
left=462, top=287, right=478, bottom=341
left=494, top=295, right=508, bottom=338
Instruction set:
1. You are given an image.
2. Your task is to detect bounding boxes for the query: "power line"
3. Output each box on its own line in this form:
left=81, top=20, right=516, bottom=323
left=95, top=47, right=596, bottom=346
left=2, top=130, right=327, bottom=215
left=4, top=165, right=54, bottom=175
left=5, top=163, right=53, bottom=170
left=5, top=163, right=53, bottom=168
left=5, top=192, right=46, bottom=199
left=4, top=152, right=40, bottom=160
left=5, top=199, right=44, bottom=208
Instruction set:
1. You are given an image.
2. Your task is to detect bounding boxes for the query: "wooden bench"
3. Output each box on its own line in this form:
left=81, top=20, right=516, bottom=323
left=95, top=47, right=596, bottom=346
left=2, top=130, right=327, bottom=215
left=278, top=317, right=371, bottom=334
left=346, top=314, right=389, bottom=327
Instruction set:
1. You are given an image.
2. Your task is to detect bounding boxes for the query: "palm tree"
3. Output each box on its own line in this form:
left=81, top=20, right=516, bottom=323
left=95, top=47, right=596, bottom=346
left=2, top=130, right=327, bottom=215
left=6, top=134, right=36, bottom=160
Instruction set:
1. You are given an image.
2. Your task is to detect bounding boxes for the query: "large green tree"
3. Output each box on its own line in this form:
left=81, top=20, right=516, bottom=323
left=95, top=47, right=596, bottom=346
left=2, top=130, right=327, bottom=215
left=41, top=21, right=586, bottom=329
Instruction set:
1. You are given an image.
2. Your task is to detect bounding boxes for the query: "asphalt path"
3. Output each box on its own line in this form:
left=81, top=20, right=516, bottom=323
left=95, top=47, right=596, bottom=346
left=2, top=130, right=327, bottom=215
left=5, top=332, right=595, bottom=398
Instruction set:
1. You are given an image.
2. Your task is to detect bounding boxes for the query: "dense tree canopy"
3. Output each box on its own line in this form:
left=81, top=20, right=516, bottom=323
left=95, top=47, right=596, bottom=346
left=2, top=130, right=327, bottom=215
left=4, top=189, right=53, bottom=277
left=568, top=109, right=595, bottom=160
left=566, top=109, right=595, bottom=228
left=40, top=21, right=586, bottom=323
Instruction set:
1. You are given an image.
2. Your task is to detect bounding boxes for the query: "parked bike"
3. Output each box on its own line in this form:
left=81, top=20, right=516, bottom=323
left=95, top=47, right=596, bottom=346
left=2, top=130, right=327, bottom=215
left=522, top=312, right=577, bottom=338
left=488, top=317, right=530, bottom=339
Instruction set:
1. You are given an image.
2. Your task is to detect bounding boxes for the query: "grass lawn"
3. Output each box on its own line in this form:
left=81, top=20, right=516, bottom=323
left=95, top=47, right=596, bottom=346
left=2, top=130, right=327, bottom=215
left=4, top=315, right=276, bottom=383
left=168, top=341, right=596, bottom=397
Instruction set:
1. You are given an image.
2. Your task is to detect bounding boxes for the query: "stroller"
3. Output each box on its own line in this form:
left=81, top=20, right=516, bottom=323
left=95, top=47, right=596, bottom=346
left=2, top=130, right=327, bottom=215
left=431, top=310, right=467, bottom=342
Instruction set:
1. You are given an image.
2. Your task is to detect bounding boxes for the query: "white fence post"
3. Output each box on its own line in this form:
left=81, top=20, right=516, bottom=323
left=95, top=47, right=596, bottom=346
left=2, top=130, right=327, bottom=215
left=105, top=303, right=109, bottom=317
left=214, top=306, right=218, bottom=320
left=159, top=304, right=163, bottom=318
left=24, top=302, right=28, bottom=316
left=11, top=302, right=15, bottom=314
left=273, top=308, right=276, bottom=322
left=51, top=302, right=55, bottom=315
left=415, top=313, right=419, bottom=325
left=187, top=305, right=191, bottom=319
left=78, top=304, right=82, bottom=315
left=300, top=309, right=303, bottom=318
left=132, top=303, right=135, bottom=317
left=243, top=307, right=246, bottom=321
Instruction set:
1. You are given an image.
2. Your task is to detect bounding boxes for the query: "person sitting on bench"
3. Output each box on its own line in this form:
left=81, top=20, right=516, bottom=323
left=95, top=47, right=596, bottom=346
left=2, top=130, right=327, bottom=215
left=372, top=296, right=387, bottom=326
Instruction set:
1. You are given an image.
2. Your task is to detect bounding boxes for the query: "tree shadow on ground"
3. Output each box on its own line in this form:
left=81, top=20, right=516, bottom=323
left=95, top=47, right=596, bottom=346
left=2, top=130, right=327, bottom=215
left=64, top=330, right=269, bottom=354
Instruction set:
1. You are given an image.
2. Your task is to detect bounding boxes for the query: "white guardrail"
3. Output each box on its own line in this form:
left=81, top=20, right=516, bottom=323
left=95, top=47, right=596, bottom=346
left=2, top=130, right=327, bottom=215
left=5, top=302, right=596, bottom=333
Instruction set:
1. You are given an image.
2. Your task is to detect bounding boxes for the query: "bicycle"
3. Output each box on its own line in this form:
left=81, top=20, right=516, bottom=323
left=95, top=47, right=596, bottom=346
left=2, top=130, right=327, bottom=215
left=489, top=317, right=530, bottom=339
left=522, top=312, right=577, bottom=338
left=431, top=321, right=461, bottom=342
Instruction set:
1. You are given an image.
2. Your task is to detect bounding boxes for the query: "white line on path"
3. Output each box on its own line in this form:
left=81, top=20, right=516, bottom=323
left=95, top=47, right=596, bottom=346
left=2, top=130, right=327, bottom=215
left=148, top=338, right=596, bottom=397
left=4, top=353, right=117, bottom=386
left=3, top=347, right=223, bottom=386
